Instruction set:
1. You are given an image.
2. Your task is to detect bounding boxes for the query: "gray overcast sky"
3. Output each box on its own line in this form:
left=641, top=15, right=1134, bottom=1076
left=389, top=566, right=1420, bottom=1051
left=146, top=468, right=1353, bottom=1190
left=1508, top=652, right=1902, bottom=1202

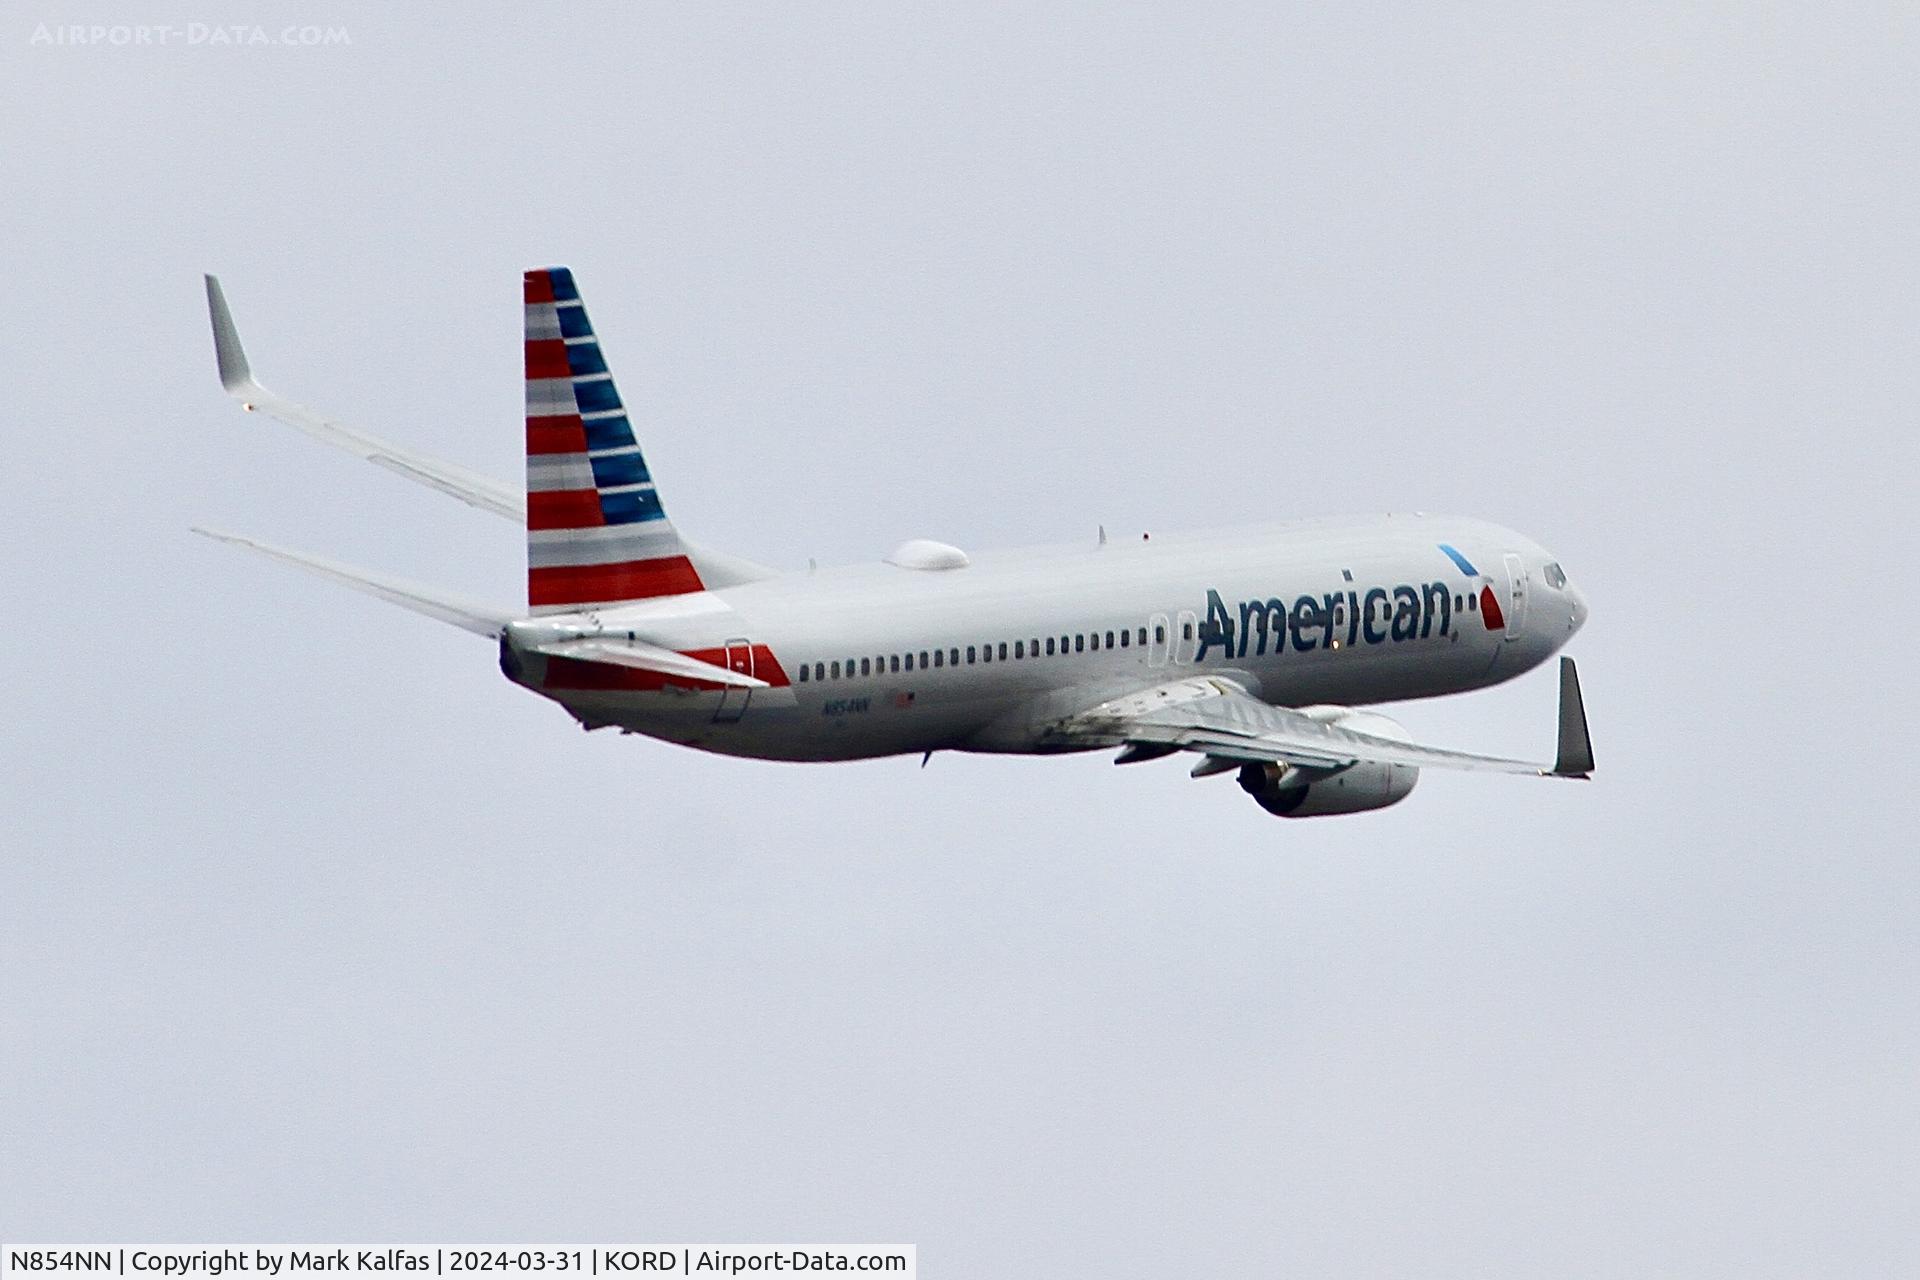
left=3, top=2, right=1916, bottom=1274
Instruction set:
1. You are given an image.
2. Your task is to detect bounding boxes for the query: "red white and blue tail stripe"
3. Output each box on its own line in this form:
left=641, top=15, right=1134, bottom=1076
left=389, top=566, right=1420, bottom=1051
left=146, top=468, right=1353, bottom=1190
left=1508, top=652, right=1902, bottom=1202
left=523, top=267, right=703, bottom=613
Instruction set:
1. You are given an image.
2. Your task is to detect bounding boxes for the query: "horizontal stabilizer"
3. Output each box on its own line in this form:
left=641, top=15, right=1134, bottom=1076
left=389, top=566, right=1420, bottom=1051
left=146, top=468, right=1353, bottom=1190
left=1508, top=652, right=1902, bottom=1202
left=527, top=636, right=769, bottom=688
left=192, top=527, right=512, bottom=639
left=202, top=275, right=778, bottom=590
left=203, top=275, right=524, bottom=520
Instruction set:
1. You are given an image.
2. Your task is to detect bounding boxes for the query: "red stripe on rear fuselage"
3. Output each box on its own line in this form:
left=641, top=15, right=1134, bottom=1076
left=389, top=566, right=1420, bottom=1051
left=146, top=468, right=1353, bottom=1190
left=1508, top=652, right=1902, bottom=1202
left=685, top=644, right=791, bottom=688
left=542, top=643, right=791, bottom=692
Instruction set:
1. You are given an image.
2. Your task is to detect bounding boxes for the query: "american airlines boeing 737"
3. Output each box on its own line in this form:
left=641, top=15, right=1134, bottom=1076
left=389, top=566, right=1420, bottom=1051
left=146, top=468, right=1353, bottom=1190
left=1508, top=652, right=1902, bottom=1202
left=196, top=268, right=1592, bottom=818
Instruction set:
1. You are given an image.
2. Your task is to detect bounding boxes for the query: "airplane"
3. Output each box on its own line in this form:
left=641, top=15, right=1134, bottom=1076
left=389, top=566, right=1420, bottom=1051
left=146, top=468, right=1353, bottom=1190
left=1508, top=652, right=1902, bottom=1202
left=196, top=267, right=1593, bottom=819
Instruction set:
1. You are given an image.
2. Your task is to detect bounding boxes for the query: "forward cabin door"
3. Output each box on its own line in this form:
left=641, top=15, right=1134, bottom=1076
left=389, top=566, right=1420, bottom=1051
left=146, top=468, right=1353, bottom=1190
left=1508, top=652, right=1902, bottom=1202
left=713, top=638, right=754, bottom=722
left=1500, top=554, right=1529, bottom=642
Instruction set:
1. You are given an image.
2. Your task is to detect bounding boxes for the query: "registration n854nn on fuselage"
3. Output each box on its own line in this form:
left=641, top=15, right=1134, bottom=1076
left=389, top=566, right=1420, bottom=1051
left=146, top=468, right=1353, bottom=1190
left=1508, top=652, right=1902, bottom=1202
left=196, top=268, right=1593, bottom=819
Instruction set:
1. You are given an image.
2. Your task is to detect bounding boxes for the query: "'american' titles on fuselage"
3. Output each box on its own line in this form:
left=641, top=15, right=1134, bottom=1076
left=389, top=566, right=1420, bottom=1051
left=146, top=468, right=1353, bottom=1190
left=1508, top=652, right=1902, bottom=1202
left=1197, top=577, right=1460, bottom=662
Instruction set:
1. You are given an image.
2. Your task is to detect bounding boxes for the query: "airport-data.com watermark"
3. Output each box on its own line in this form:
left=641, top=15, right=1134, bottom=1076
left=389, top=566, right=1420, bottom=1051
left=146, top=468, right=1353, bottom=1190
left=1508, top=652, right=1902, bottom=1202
left=29, top=21, right=350, bottom=47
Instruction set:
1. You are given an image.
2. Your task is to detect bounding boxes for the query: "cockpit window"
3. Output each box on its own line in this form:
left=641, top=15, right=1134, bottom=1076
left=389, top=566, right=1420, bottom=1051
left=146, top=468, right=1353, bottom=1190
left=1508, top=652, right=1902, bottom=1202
left=1544, top=562, right=1568, bottom=589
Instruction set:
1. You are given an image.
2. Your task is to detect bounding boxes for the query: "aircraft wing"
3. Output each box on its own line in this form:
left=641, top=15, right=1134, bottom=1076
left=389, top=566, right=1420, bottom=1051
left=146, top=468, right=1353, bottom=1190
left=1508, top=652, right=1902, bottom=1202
left=204, top=275, right=526, bottom=521
left=1051, top=657, right=1594, bottom=778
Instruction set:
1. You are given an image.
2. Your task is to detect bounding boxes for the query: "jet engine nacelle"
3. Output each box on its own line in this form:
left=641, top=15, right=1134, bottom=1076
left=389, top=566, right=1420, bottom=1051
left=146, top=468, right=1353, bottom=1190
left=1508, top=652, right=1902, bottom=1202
left=1236, top=710, right=1419, bottom=817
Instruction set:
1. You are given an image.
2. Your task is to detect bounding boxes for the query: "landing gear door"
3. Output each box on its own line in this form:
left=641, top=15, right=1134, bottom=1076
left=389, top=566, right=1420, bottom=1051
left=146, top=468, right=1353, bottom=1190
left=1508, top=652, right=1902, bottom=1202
left=714, top=639, right=753, bottom=723
left=1501, top=554, right=1529, bottom=641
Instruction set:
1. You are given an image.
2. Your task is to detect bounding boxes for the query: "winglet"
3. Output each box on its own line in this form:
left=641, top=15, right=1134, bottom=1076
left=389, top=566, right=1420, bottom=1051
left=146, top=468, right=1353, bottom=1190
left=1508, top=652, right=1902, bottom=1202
left=1551, top=657, right=1594, bottom=777
left=204, top=274, right=254, bottom=393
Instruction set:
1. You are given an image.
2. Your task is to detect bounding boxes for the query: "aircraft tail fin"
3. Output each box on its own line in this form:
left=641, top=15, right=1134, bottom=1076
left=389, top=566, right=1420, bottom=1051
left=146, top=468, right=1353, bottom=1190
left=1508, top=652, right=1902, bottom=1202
left=523, top=267, right=704, bottom=614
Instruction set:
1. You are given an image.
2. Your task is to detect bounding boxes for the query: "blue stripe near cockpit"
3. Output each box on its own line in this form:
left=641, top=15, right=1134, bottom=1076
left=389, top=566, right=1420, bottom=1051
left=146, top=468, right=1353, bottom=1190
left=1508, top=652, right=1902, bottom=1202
left=1438, top=543, right=1479, bottom=576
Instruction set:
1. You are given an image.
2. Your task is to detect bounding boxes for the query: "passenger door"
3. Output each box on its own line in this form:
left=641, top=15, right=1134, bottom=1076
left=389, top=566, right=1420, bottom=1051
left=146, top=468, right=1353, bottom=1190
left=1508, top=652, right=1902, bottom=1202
left=713, top=639, right=754, bottom=722
left=1500, top=554, right=1529, bottom=641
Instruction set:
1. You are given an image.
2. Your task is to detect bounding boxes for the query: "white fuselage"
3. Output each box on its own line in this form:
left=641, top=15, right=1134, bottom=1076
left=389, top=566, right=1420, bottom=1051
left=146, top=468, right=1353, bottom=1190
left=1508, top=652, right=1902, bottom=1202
left=502, top=514, right=1588, bottom=761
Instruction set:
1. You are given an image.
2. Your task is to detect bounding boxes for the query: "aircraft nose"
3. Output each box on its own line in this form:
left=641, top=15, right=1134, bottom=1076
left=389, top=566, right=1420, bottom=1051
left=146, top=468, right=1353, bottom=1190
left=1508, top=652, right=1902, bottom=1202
left=1568, top=584, right=1589, bottom=635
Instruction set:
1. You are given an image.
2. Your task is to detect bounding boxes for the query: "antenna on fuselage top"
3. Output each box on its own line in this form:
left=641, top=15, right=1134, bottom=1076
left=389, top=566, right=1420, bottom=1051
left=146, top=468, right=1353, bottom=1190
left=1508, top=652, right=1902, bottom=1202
left=1097, top=524, right=1107, bottom=547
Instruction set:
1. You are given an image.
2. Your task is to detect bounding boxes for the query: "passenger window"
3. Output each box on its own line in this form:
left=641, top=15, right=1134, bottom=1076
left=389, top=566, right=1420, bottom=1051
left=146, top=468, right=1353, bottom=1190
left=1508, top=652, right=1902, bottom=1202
left=831, top=661, right=841, bottom=678
left=1468, top=594, right=1478, bottom=612
left=1014, top=640, right=1024, bottom=659
left=967, top=646, right=976, bottom=664
left=1183, top=621, right=1193, bottom=640
left=797, top=665, right=809, bottom=683
left=860, top=658, right=870, bottom=676
left=950, top=648, right=960, bottom=666
left=1075, top=634, right=1084, bottom=653
left=1060, top=635, right=1069, bottom=652
left=1119, top=629, right=1129, bottom=648
left=1155, top=624, right=1166, bottom=644
left=904, top=653, right=913, bottom=671
left=890, top=655, right=900, bottom=673
left=998, top=642, right=1008, bottom=660
left=933, top=650, right=944, bottom=668
left=1045, top=638, right=1055, bottom=656
left=981, top=643, right=991, bottom=663
left=1030, top=637, right=1039, bottom=655
left=1137, top=627, right=1147, bottom=645
left=920, top=650, right=930, bottom=668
